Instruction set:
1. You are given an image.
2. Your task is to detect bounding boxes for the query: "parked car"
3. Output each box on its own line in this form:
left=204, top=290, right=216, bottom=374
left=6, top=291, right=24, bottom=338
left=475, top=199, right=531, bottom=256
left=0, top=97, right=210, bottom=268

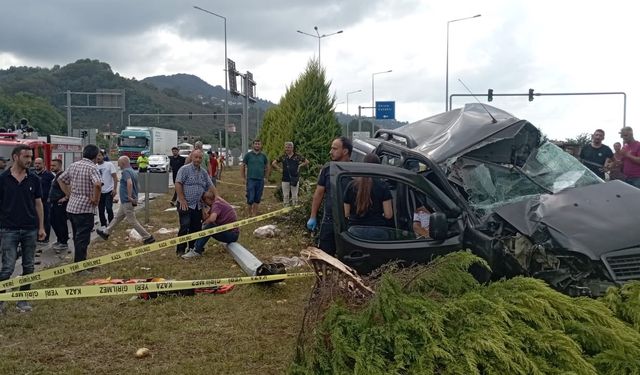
left=148, top=154, right=170, bottom=172
left=328, top=103, right=640, bottom=297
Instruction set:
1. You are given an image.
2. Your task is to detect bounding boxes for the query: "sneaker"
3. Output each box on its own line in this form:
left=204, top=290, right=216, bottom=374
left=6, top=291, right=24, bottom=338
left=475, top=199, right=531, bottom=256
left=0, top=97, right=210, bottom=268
left=96, top=228, right=109, bottom=241
left=181, top=249, right=202, bottom=259
left=16, top=301, right=32, bottom=313
left=143, top=236, right=156, bottom=245
left=53, top=243, right=68, bottom=250
left=77, top=269, right=95, bottom=276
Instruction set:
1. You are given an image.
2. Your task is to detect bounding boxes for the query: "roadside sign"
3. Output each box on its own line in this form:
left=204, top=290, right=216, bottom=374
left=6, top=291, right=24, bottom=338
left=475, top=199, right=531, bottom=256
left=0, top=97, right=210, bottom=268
left=375, top=101, right=395, bottom=120
left=352, top=131, right=371, bottom=139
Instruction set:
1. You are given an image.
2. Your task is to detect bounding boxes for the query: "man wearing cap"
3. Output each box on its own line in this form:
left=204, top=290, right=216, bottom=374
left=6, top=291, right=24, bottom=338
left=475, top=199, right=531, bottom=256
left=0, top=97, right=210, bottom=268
left=619, top=126, right=640, bottom=187
left=137, top=151, right=149, bottom=173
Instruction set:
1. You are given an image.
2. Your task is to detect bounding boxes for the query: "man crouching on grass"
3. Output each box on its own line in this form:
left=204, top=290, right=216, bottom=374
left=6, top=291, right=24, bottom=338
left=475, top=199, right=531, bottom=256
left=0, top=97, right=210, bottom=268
left=182, top=187, right=239, bottom=259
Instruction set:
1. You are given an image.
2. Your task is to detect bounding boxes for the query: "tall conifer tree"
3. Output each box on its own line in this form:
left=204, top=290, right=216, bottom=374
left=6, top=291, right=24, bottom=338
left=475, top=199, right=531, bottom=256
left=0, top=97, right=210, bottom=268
left=260, top=59, right=341, bottom=172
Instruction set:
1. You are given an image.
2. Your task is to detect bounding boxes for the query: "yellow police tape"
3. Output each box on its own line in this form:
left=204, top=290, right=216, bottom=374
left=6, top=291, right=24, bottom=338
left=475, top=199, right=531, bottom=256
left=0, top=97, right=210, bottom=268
left=0, top=205, right=297, bottom=292
left=0, top=272, right=315, bottom=301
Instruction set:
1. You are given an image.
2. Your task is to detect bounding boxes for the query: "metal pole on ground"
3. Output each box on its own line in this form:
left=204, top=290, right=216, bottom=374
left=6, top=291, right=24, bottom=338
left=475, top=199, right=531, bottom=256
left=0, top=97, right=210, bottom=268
left=145, top=171, right=150, bottom=224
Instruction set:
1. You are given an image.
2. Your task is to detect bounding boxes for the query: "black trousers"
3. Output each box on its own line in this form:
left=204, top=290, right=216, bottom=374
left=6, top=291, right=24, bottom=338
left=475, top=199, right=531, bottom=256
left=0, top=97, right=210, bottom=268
left=68, top=213, right=94, bottom=262
left=98, top=192, right=114, bottom=227
left=50, top=202, right=69, bottom=245
left=171, top=171, right=179, bottom=202
left=318, top=222, right=336, bottom=256
left=42, top=202, right=51, bottom=242
left=176, top=207, right=202, bottom=254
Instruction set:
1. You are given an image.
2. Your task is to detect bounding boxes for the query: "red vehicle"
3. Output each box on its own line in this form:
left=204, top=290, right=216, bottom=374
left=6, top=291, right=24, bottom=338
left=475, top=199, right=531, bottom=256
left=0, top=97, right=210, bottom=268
left=0, top=132, right=51, bottom=168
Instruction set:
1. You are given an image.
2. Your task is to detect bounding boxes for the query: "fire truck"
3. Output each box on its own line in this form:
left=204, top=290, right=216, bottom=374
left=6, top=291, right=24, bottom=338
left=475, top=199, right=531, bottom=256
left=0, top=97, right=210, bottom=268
left=0, top=132, right=51, bottom=168
left=0, top=132, right=83, bottom=169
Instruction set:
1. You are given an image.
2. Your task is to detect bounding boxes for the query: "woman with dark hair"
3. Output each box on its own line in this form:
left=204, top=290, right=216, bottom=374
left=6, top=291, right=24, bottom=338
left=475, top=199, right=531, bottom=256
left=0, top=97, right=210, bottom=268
left=343, top=154, right=393, bottom=237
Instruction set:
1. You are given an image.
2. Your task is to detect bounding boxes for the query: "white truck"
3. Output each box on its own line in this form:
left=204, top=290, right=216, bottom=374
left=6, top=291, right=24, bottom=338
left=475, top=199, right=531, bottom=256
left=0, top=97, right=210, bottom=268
left=117, top=126, right=178, bottom=168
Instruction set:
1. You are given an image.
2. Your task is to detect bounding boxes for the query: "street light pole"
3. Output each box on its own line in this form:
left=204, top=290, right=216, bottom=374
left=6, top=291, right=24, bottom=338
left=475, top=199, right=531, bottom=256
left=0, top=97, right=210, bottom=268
left=445, top=14, right=481, bottom=111
left=296, top=26, right=343, bottom=66
left=193, top=5, right=229, bottom=163
left=372, top=70, right=392, bottom=117
left=346, top=89, right=362, bottom=116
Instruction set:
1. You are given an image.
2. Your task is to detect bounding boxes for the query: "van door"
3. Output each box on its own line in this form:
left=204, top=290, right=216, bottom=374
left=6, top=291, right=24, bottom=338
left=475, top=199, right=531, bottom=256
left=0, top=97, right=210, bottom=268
left=329, top=162, right=465, bottom=274
left=373, top=142, right=473, bottom=217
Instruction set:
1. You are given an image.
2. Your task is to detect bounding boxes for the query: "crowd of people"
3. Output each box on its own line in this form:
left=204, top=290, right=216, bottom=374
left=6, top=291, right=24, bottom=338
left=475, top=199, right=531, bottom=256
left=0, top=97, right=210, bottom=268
left=1, top=123, right=639, bottom=314
left=0, top=141, right=238, bottom=313
left=579, top=127, right=640, bottom=187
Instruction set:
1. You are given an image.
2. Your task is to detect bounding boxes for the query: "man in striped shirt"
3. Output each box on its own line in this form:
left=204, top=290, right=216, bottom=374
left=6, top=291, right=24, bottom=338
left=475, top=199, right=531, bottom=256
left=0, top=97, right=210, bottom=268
left=175, top=149, right=213, bottom=256
left=58, top=144, right=102, bottom=263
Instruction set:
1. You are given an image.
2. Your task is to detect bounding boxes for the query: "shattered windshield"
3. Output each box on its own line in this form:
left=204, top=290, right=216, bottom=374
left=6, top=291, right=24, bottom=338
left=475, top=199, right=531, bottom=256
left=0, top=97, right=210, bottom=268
left=454, top=142, right=602, bottom=215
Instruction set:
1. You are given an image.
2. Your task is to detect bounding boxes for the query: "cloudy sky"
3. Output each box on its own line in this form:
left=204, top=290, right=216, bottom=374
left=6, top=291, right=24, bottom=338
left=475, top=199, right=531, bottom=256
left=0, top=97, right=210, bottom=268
left=1, top=0, right=638, bottom=145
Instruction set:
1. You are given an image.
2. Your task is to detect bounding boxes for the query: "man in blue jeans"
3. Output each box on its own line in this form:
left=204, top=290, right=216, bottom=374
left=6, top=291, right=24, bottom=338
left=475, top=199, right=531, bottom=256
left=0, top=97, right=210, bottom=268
left=240, top=139, right=270, bottom=216
left=0, top=145, right=46, bottom=313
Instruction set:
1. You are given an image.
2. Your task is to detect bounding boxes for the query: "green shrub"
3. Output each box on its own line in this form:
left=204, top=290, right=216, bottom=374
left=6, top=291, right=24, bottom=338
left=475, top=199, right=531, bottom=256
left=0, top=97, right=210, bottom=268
left=291, top=252, right=640, bottom=375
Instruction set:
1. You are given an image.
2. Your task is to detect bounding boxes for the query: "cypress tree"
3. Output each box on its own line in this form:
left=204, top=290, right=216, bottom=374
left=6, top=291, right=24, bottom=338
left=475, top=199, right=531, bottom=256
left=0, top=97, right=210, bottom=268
left=260, top=59, right=341, bottom=173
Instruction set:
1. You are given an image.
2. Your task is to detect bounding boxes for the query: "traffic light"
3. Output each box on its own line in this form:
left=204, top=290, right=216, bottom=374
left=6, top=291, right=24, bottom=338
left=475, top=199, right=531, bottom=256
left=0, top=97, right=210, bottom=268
left=528, top=89, right=534, bottom=102
left=214, top=111, right=217, bottom=120
left=487, top=89, right=494, bottom=102
left=81, top=130, right=88, bottom=138
left=189, top=111, right=193, bottom=120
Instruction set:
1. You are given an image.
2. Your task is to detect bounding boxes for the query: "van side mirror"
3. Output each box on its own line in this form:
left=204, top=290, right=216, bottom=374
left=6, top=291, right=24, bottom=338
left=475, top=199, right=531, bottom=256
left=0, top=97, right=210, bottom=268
left=429, top=212, right=448, bottom=241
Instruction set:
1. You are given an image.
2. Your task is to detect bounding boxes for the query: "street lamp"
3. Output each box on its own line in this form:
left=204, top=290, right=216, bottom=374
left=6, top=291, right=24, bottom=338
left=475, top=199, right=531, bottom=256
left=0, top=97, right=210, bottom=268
left=296, top=26, right=343, bottom=65
left=445, top=14, right=481, bottom=111
left=372, top=70, right=392, bottom=117
left=193, top=5, right=229, bottom=161
left=346, top=89, right=362, bottom=116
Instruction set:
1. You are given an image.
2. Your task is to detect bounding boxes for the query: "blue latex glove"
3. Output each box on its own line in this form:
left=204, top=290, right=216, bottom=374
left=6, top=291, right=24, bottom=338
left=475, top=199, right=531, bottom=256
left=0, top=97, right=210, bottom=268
left=306, top=217, right=317, bottom=231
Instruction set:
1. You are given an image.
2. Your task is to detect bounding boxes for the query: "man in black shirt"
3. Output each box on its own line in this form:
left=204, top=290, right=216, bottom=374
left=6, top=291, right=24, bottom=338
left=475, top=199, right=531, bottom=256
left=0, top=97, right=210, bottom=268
left=34, top=157, right=55, bottom=245
left=271, top=142, right=309, bottom=206
left=169, top=147, right=185, bottom=205
left=0, top=145, right=46, bottom=313
left=48, top=159, right=70, bottom=253
left=308, top=137, right=352, bottom=256
left=579, top=129, right=613, bottom=179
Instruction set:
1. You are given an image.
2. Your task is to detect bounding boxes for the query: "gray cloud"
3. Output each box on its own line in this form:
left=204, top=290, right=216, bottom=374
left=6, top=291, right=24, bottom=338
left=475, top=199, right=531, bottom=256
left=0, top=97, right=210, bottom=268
left=0, top=0, right=420, bottom=65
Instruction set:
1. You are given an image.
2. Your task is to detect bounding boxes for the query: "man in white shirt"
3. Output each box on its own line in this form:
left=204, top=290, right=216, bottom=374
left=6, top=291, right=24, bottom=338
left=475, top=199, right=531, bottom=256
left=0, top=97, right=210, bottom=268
left=96, top=150, right=118, bottom=228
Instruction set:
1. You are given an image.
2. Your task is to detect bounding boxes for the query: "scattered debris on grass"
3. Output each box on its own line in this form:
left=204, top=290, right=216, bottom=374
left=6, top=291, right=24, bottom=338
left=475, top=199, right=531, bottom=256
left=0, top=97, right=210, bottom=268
left=254, top=224, right=282, bottom=238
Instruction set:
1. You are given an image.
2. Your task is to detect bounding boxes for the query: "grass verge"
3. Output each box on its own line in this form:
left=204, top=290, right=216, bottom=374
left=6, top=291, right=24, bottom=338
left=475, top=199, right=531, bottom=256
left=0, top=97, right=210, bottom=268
left=0, top=167, right=315, bottom=375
